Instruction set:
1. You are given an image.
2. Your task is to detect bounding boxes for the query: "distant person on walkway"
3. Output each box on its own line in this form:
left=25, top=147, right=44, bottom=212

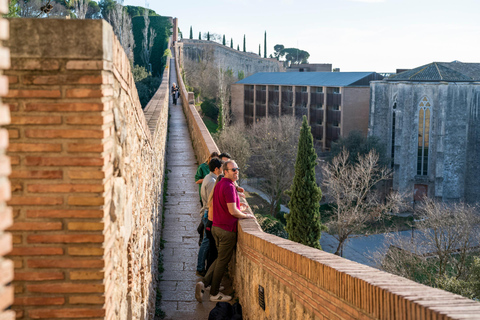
left=196, top=158, right=223, bottom=277
left=196, top=160, right=255, bottom=302
left=171, top=83, right=178, bottom=105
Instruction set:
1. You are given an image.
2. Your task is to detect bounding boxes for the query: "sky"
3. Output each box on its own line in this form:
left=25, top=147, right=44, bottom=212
left=122, top=0, right=480, bottom=72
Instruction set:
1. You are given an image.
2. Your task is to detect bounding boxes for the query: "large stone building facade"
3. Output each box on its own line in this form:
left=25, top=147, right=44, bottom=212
left=231, top=72, right=383, bottom=150
left=369, top=61, right=480, bottom=202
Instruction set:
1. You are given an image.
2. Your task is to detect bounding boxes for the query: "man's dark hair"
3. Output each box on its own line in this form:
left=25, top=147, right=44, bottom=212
left=209, top=158, right=223, bottom=172
left=219, top=152, right=231, bottom=159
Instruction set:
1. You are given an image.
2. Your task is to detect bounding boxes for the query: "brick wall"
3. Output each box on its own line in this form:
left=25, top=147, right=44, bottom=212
left=5, top=19, right=169, bottom=320
left=176, top=44, right=480, bottom=319
left=0, top=0, right=14, bottom=319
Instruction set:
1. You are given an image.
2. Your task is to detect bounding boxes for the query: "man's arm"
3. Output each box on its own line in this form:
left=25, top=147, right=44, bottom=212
left=196, top=179, right=203, bottom=185
left=227, top=203, right=254, bottom=219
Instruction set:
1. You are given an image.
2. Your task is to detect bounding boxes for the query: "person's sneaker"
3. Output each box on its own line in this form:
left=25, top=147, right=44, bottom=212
left=196, top=270, right=206, bottom=277
left=209, top=292, right=232, bottom=302
left=205, top=285, right=224, bottom=291
left=195, top=281, right=205, bottom=302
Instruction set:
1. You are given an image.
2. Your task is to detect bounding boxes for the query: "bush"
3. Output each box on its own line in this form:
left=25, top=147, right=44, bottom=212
left=200, top=98, right=218, bottom=119
left=255, top=214, right=288, bottom=239
left=135, top=76, right=161, bottom=108
left=132, top=64, right=150, bottom=82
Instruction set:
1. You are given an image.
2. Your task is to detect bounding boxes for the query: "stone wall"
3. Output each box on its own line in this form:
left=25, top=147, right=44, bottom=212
left=180, top=39, right=284, bottom=79
left=4, top=19, right=169, bottom=319
left=0, top=0, right=14, bottom=319
left=178, top=45, right=480, bottom=319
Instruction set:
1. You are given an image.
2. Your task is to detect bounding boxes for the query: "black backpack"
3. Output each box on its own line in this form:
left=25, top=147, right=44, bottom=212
left=208, top=302, right=242, bottom=320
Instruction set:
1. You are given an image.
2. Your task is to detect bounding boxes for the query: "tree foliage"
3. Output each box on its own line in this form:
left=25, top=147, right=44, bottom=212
left=285, top=116, right=326, bottom=249
left=243, top=34, right=246, bottom=52
left=272, top=44, right=310, bottom=66
left=264, top=31, right=267, bottom=58
left=329, top=130, right=388, bottom=166
left=246, top=116, right=302, bottom=216
left=189, top=26, right=193, bottom=39
left=323, top=149, right=401, bottom=256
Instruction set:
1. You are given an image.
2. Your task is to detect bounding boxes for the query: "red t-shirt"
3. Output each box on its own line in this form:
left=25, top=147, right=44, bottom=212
left=212, top=177, right=240, bottom=232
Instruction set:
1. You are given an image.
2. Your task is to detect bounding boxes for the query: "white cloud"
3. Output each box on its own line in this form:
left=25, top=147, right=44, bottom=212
left=348, top=0, right=385, bottom=3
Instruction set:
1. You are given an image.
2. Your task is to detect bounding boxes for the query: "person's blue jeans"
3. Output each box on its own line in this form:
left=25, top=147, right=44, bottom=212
left=196, top=211, right=209, bottom=272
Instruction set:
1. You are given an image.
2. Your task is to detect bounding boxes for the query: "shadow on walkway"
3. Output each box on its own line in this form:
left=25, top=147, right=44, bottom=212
left=157, top=58, right=217, bottom=320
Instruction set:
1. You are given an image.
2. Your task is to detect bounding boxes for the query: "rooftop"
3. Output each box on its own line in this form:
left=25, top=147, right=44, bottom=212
left=386, top=61, right=480, bottom=82
left=236, top=72, right=383, bottom=87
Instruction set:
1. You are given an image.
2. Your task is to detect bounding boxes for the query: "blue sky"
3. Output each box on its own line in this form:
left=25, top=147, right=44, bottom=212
left=123, top=0, right=480, bottom=72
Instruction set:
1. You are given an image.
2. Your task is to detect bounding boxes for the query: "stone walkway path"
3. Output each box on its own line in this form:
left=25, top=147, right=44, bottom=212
left=158, top=58, right=217, bottom=319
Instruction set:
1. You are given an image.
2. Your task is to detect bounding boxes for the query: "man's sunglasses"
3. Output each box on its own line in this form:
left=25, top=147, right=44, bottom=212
left=226, top=168, right=240, bottom=172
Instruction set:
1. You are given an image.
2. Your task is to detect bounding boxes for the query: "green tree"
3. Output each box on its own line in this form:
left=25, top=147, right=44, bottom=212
left=189, top=26, right=193, bottom=39
left=207, top=31, right=210, bottom=41
left=5, top=0, right=20, bottom=17
left=199, top=31, right=201, bottom=40
left=237, top=44, right=240, bottom=51
left=230, top=38, right=233, bottom=49
left=258, top=44, right=261, bottom=56
left=264, top=31, right=267, bottom=58
left=222, top=34, right=226, bottom=46
left=285, top=116, right=325, bottom=249
left=243, top=34, right=246, bottom=52
left=273, top=44, right=285, bottom=60
left=217, top=105, right=224, bottom=131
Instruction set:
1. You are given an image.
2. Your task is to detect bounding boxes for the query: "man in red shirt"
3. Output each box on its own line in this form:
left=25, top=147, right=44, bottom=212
left=195, top=160, right=255, bottom=302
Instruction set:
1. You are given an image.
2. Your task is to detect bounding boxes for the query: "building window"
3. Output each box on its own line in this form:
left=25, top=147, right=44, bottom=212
left=286, top=86, right=292, bottom=91
left=301, top=86, right=307, bottom=92
left=333, top=87, right=340, bottom=94
left=417, top=96, right=431, bottom=176
left=332, top=104, right=340, bottom=111
left=274, top=86, right=279, bottom=91
left=260, top=85, right=266, bottom=91
left=316, top=87, right=323, bottom=93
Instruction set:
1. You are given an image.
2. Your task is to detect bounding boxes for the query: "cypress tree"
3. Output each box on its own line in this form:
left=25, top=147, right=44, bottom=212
left=230, top=38, right=233, bottom=48
left=243, top=35, right=246, bottom=52
left=198, top=32, right=201, bottom=40
left=285, top=116, right=326, bottom=249
left=264, top=31, right=267, bottom=58
left=258, top=44, right=261, bottom=56
left=222, top=34, right=226, bottom=46
left=207, top=32, right=210, bottom=41
left=189, top=26, right=193, bottom=39
left=237, top=44, right=240, bottom=51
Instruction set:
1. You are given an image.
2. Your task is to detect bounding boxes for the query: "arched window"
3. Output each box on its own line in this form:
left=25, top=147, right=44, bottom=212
left=417, top=96, right=431, bottom=176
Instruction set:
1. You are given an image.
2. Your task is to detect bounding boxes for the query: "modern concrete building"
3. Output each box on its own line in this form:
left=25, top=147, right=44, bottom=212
left=231, top=72, right=383, bottom=150
left=369, top=61, right=480, bottom=202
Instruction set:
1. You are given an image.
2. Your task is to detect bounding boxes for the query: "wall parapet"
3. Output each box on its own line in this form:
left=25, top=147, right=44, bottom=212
left=175, top=41, right=480, bottom=320
left=5, top=18, right=169, bottom=320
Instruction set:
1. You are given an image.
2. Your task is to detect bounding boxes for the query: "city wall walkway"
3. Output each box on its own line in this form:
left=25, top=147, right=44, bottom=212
left=157, top=58, right=217, bottom=319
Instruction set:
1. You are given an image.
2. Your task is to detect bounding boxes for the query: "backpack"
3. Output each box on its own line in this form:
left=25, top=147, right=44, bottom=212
left=208, top=302, right=242, bottom=320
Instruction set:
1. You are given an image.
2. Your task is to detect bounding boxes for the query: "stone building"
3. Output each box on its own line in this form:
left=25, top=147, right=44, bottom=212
left=231, top=72, right=383, bottom=150
left=369, top=61, right=480, bottom=202
left=286, top=63, right=332, bottom=72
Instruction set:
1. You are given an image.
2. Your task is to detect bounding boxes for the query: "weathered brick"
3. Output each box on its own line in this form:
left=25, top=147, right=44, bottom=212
left=65, top=89, right=103, bottom=98
left=10, top=182, right=21, bottom=192
left=13, top=297, right=64, bottom=306
left=69, top=271, right=104, bottom=280
left=10, top=170, right=62, bottom=179
left=27, top=235, right=103, bottom=243
left=69, top=295, right=104, bottom=305
left=8, top=247, right=63, bottom=256
left=14, top=272, right=64, bottom=281
left=7, top=103, right=17, bottom=112
left=5, top=89, right=61, bottom=98
left=11, top=235, right=21, bottom=244
left=27, top=184, right=103, bottom=193
left=25, top=129, right=104, bottom=139
left=68, top=247, right=103, bottom=256
left=27, top=283, right=104, bottom=293
left=67, top=223, right=103, bottom=231
left=68, top=196, right=104, bottom=206
left=25, top=103, right=104, bottom=112
left=13, top=259, right=22, bottom=269
left=28, top=308, right=105, bottom=319
left=8, top=156, right=18, bottom=166
left=65, top=116, right=104, bottom=125
left=28, top=259, right=104, bottom=269
left=7, top=129, right=18, bottom=139
left=0, top=233, right=12, bottom=256
left=25, top=157, right=103, bottom=167
left=8, top=196, right=63, bottom=206
left=67, top=143, right=103, bottom=153
left=0, top=260, right=14, bottom=285
left=10, top=116, right=61, bottom=125
left=23, top=75, right=102, bottom=85
left=0, top=207, right=13, bottom=230
left=66, top=60, right=103, bottom=70
left=10, top=58, right=59, bottom=70
left=7, top=222, right=62, bottom=231
left=68, top=170, right=104, bottom=180
left=8, top=143, right=62, bottom=152
left=26, top=209, right=103, bottom=219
